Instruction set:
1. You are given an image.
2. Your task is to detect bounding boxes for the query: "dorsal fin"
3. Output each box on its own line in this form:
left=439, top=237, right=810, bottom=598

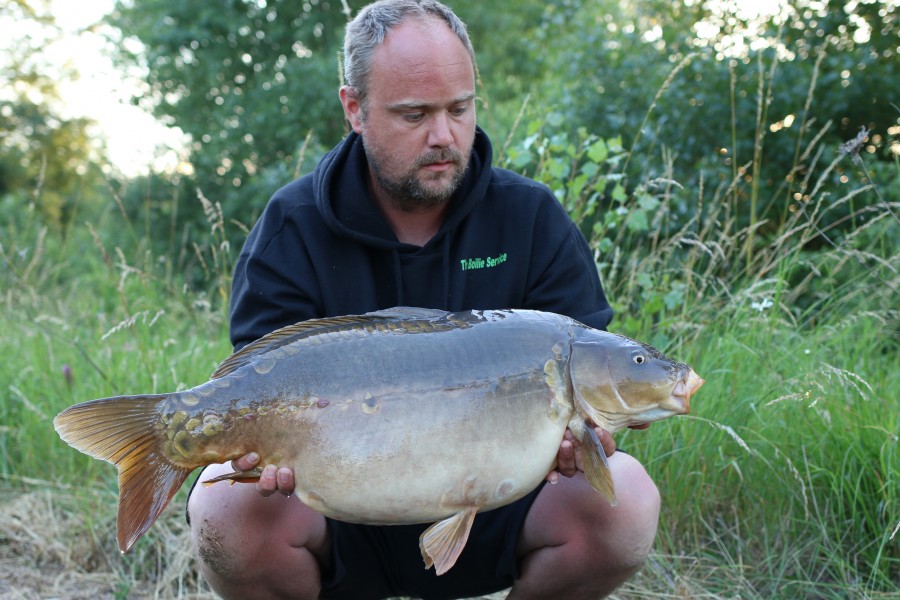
left=210, top=307, right=451, bottom=379
left=365, top=306, right=448, bottom=320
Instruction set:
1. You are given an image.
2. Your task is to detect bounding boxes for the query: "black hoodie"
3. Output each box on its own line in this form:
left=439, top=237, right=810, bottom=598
left=229, top=127, right=613, bottom=349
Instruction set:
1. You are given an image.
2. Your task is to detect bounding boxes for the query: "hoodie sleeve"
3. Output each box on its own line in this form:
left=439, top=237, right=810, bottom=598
left=229, top=187, right=322, bottom=351
left=522, top=193, right=613, bottom=331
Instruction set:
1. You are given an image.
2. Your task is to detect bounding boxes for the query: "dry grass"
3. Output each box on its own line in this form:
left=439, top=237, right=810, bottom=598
left=0, top=487, right=212, bottom=600
left=0, top=487, right=505, bottom=600
left=0, top=487, right=723, bottom=600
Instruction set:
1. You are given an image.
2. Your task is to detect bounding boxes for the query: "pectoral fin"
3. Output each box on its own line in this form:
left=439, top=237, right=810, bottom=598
left=583, top=426, right=617, bottom=506
left=419, top=506, right=478, bottom=575
left=201, top=467, right=264, bottom=486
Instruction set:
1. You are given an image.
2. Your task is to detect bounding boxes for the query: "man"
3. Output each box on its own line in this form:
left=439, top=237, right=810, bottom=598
left=187, top=1, right=660, bottom=598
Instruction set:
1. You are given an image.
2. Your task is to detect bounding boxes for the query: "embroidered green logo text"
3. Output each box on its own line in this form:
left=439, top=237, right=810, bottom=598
left=460, top=253, right=508, bottom=271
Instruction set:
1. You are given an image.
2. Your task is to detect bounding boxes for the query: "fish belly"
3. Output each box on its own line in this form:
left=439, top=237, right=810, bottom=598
left=293, top=383, right=570, bottom=524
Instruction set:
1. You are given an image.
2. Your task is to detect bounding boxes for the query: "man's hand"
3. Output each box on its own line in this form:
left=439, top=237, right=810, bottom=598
left=232, top=452, right=295, bottom=497
left=546, top=423, right=651, bottom=484
left=547, top=427, right=615, bottom=484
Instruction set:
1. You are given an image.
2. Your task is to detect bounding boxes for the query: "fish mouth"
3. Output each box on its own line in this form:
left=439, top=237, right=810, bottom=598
left=671, top=369, right=704, bottom=414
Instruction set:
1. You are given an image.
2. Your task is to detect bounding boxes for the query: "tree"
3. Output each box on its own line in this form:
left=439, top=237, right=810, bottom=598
left=107, top=0, right=898, bottom=247
left=537, top=0, right=898, bottom=233
left=109, top=0, right=355, bottom=193
left=573, top=0, right=895, bottom=162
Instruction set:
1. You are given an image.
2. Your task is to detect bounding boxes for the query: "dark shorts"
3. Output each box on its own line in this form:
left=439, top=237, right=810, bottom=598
left=320, top=484, right=545, bottom=600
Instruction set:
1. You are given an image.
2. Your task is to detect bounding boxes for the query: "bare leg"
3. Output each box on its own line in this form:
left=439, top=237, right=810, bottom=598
left=509, top=452, right=660, bottom=599
left=187, top=462, right=330, bottom=600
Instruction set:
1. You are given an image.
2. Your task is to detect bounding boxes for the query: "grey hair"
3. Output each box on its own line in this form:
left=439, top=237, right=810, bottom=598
left=343, top=0, right=475, bottom=102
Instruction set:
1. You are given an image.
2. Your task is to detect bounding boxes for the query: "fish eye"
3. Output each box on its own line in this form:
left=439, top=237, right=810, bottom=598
left=633, top=354, right=646, bottom=364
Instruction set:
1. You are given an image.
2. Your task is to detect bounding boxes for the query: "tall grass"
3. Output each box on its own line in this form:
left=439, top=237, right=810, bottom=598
left=1, top=188, right=233, bottom=597
left=2, top=72, right=898, bottom=600
left=498, top=51, right=898, bottom=596
left=633, top=309, right=899, bottom=597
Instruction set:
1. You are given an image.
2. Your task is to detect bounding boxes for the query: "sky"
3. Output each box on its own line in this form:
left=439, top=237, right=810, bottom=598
left=41, top=0, right=189, bottom=176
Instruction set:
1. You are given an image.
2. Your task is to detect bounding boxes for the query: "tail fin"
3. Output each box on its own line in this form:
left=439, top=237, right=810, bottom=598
left=53, top=395, right=194, bottom=553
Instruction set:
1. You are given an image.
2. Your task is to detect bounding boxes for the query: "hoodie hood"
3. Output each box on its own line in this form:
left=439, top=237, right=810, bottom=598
left=314, top=127, right=493, bottom=250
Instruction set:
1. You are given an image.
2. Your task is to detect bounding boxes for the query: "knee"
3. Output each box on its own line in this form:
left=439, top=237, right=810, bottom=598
left=188, top=475, right=263, bottom=588
left=600, top=452, right=661, bottom=570
left=191, top=522, right=288, bottom=600
left=186, top=465, right=327, bottom=600
left=615, top=451, right=661, bottom=516
left=190, top=507, right=242, bottom=586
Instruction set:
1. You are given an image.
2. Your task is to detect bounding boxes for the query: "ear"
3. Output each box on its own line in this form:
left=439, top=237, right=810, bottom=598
left=339, top=86, right=364, bottom=134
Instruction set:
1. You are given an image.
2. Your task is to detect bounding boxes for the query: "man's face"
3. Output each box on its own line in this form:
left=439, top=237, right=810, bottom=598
left=341, top=18, right=477, bottom=212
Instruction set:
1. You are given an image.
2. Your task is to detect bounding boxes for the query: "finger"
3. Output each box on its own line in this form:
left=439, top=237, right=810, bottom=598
left=231, top=451, right=260, bottom=472
left=557, top=438, right=577, bottom=477
left=571, top=435, right=586, bottom=473
left=257, top=464, right=278, bottom=497
left=276, top=466, right=295, bottom=496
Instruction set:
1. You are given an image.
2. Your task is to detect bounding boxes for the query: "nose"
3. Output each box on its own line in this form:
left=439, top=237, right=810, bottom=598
left=427, top=112, right=454, bottom=148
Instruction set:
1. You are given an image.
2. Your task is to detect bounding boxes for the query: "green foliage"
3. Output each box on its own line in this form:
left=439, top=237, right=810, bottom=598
left=499, top=92, right=898, bottom=597
left=4, top=110, right=899, bottom=594
left=102, top=0, right=899, bottom=267
left=102, top=0, right=563, bottom=250
left=0, top=187, right=233, bottom=487
left=502, top=109, right=899, bottom=595
left=502, top=55, right=898, bottom=349
left=537, top=0, right=899, bottom=237
left=2, top=0, right=899, bottom=595
left=629, top=310, right=900, bottom=597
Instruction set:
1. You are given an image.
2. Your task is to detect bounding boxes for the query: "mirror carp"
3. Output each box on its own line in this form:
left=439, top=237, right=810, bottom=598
left=54, top=307, right=703, bottom=575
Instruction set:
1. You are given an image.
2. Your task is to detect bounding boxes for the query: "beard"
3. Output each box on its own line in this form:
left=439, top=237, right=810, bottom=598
left=363, top=141, right=470, bottom=212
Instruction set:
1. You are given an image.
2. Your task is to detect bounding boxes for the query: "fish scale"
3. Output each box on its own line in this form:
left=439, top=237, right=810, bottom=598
left=54, top=307, right=702, bottom=575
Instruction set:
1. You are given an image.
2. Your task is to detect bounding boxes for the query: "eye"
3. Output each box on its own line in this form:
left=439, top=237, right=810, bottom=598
left=633, top=354, right=646, bottom=365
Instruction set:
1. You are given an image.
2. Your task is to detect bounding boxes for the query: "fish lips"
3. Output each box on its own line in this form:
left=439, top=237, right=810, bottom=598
left=671, top=369, right=704, bottom=414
